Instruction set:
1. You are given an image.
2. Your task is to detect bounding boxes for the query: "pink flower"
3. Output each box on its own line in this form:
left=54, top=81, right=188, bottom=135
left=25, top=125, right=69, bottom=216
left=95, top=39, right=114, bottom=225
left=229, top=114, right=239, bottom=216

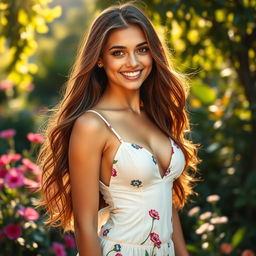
left=4, top=224, right=22, bottom=239
left=4, top=168, right=24, bottom=188
left=64, top=234, right=76, bottom=248
left=18, top=206, right=39, bottom=221
left=16, top=165, right=26, bottom=174
left=0, top=168, right=7, bottom=178
left=23, top=177, right=39, bottom=191
left=115, top=254, right=123, bottom=256
left=241, top=250, right=255, bottom=256
left=149, top=232, right=161, bottom=248
left=0, top=154, right=20, bottom=166
left=0, top=80, right=13, bottom=90
left=26, top=132, right=44, bottom=144
left=0, top=129, right=16, bottom=138
left=53, top=242, right=67, bottom=256
left=22, top=158, right=41, bottom=175
left=220, top=243, right=233, bottom=254
left=111, top=168, right=117, bottom=177
left=9, top=153, right=21, bottom=162
left=0, top=154, right=11, bottom=166
left=149, top=209, right=160, bottom=220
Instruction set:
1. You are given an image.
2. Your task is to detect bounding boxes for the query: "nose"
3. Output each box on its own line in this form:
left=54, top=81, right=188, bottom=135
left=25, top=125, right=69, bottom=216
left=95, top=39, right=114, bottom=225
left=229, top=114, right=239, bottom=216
left=126, top=52, right=139, bottom=67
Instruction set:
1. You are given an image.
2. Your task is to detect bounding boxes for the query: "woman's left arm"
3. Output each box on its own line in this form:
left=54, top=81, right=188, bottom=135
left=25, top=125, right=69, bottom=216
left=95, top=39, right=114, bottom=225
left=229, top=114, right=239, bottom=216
left=172, top=205, right=190, bottom=256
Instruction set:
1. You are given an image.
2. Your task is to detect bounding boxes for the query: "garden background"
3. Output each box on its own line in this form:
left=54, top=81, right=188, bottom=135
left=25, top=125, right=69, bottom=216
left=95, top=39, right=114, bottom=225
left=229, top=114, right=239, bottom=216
left=0, top=0, right=255, bottom=255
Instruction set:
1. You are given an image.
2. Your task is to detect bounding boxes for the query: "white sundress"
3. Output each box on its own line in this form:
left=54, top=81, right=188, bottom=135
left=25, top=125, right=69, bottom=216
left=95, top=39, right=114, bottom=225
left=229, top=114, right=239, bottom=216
left=83, top=109, right=186, bottom=256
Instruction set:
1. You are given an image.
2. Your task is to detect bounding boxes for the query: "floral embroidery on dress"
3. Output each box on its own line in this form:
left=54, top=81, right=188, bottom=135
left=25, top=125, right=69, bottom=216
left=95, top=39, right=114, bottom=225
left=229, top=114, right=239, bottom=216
left=111, top=168, right=117, bottom=177
left=131, top=143, right=143, bottom=149
left=163, top=167, right=171, bottom=176
left=141, top=209, right=161, bottom=251
left=173, top=141, right=179, bottom=148
left=130, top=179, right=143, bottom=188
left=102, top=228, right=111, bottom=236
left=152, top=155, right=157, bottom=165
left=106, top=243, right=122, bottom=256
left=150, top=232, right=162, bottom=248
left=112, top=159, right=118, bottom=177
left=149, top=209, right=160, bottom=220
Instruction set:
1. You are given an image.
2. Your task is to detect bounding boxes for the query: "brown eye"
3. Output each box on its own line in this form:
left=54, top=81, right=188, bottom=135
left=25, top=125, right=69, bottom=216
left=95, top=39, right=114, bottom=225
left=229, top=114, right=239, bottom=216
left=138, top=47, right=149, bottom=53
left=111, top=50, right=124, bottom=56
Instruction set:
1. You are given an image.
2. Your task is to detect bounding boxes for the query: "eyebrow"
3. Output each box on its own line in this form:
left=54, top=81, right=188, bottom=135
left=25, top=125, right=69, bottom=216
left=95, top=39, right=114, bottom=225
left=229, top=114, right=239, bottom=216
left=108, top=41, right=148, bottom=51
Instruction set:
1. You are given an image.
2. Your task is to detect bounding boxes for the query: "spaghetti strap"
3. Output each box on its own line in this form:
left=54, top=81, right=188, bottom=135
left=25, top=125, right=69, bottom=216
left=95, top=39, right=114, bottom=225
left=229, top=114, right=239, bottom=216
left=85, top=109, right=123, bottom=142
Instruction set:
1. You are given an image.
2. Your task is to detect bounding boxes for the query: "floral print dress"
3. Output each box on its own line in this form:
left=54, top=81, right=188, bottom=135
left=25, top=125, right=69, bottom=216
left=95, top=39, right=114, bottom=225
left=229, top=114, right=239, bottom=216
left=84, top=110, right=186, bottom=256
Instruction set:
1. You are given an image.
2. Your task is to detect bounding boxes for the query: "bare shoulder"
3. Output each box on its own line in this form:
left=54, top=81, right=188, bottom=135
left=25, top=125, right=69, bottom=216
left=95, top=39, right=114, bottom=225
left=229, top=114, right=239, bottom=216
left=72, top=111, right=106, bottom=134
left=71, top=111, right=109, bottom=146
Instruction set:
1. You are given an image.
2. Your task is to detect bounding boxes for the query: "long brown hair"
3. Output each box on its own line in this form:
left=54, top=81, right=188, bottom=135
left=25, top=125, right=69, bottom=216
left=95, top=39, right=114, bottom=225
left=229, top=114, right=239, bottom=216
left=36, top=1, right=201, bottom=232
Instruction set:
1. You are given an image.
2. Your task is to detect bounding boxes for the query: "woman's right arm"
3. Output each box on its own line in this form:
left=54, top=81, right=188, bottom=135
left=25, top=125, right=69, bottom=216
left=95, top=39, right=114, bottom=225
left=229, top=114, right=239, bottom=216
left=69, top=113, right=108, bottom=256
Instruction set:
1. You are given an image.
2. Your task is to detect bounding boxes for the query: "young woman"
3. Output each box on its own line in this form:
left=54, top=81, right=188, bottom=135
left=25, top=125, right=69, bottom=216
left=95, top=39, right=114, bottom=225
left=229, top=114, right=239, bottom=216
left=37, top=2, right=201, bottom=256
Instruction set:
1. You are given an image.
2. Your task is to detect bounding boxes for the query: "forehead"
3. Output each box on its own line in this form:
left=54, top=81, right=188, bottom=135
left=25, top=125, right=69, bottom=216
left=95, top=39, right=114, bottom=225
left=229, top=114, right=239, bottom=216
left=104, top=24, right=147, bottom=49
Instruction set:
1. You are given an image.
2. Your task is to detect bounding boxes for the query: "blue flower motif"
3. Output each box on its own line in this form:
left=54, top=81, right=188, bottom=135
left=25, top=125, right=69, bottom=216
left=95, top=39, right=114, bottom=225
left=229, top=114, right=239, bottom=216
left=114, top=243, right=121, bottom=252
left=152, top=155, right=157, bottom=165
left=130, top=179, right=143, bottom=188
left=131, top=143, right=143, bottom=149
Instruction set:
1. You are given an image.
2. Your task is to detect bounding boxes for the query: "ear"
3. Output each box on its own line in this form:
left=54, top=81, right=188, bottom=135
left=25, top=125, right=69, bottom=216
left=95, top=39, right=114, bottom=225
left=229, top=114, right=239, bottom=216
left=97, top=57, right=104, bottom=67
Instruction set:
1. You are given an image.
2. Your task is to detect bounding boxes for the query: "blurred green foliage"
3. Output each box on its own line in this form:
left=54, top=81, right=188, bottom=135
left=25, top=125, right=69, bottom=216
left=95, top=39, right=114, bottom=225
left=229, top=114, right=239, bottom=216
left=0, top=0, right=255, bottom=254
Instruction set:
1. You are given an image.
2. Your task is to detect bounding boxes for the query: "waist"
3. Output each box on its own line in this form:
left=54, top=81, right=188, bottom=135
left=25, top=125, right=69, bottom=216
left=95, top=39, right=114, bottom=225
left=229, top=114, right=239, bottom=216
left=99, top=234, right=174, bottom=248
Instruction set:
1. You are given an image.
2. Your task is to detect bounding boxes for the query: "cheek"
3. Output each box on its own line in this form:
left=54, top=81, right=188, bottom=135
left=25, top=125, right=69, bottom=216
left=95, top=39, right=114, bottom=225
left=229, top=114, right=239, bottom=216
left=104, top=57, right=123, bottom=71
left=142, top=55, right=153, bottom=72
left=142, top=55, right=153, bottom=68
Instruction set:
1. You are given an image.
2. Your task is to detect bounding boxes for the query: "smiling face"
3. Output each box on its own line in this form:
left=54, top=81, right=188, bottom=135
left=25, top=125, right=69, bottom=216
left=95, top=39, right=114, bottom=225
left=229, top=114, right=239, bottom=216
left=99, top=24, right=153, bottom=91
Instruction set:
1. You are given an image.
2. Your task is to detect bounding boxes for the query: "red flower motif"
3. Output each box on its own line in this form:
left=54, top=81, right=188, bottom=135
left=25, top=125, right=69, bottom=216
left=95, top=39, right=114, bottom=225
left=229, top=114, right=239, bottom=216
left=149, top=232, right=162, bottom=248
left=111, top=168, right=117, bottom=177
left=4, top=224, right=22, bottom=239
left=149, top=209, right=160, bottom=220
left=164, top=168, right=171, bottom=176
left=115, top=254, right=123, bottom=256
left=171, top=147, right=174, bottom=155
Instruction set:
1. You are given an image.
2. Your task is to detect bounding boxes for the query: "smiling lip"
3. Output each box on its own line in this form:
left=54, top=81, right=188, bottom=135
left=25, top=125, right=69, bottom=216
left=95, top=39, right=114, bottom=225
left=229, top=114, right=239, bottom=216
left=120, top=70, right=142, bottom=80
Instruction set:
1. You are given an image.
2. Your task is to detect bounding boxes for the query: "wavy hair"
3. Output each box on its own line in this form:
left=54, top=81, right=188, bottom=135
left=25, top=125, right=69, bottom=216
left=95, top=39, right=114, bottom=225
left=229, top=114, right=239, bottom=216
left=36, top=1, right=201, bottom=232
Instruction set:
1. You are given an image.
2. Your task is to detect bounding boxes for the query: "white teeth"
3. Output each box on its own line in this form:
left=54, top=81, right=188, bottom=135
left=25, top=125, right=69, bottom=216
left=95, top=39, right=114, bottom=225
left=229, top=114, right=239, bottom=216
left=121, top=71, right=141, bottom=77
